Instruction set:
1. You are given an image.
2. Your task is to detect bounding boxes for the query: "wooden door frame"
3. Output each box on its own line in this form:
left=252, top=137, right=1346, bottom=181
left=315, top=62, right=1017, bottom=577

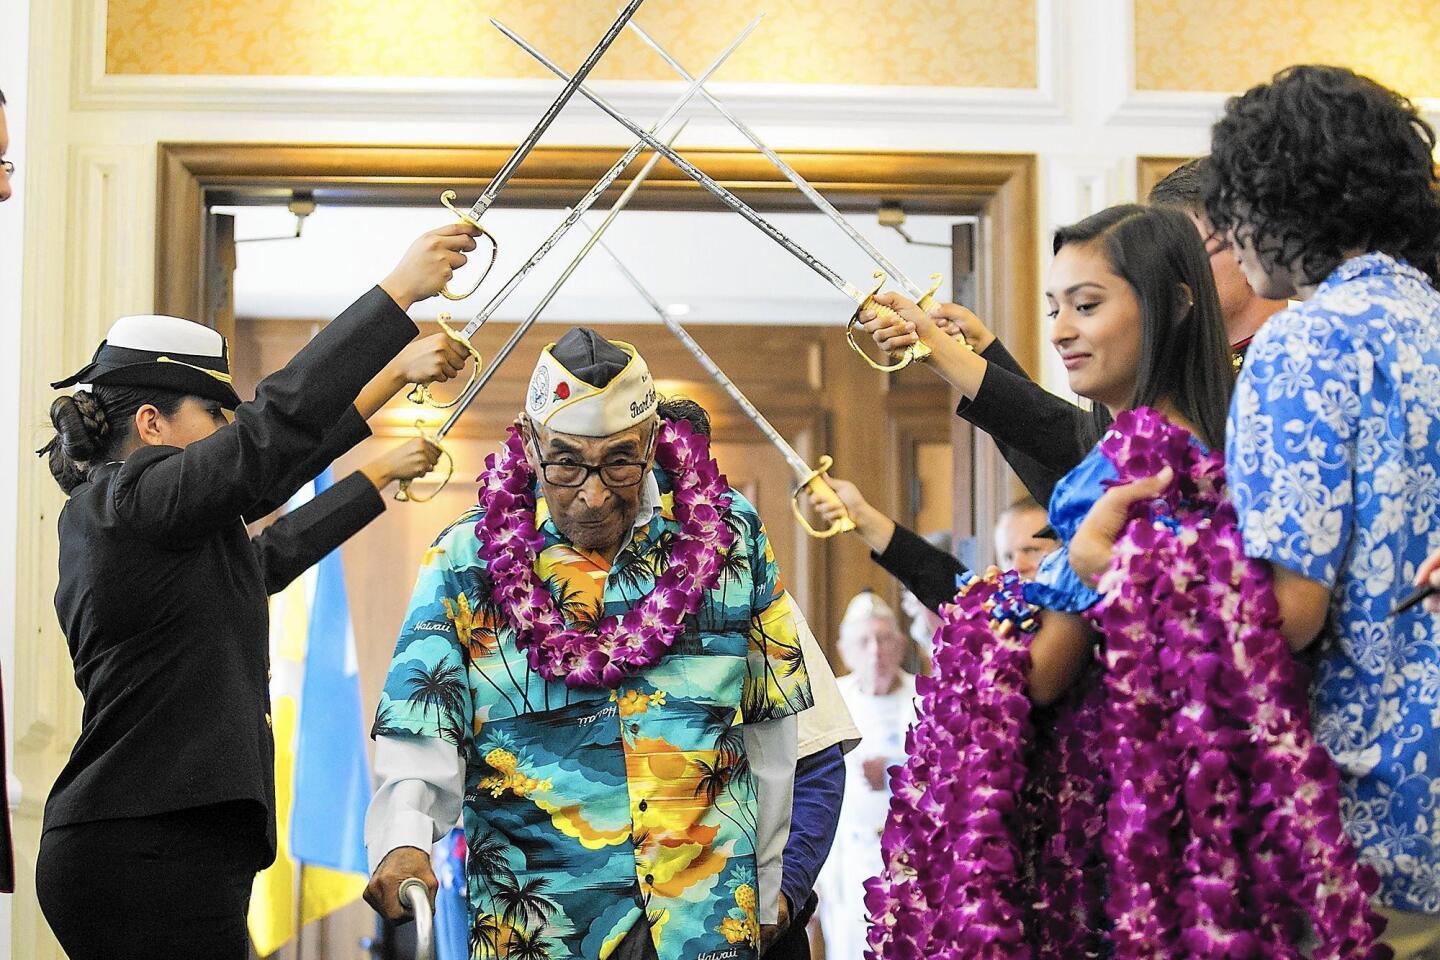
left=155, top=141, right=1038, bottom=642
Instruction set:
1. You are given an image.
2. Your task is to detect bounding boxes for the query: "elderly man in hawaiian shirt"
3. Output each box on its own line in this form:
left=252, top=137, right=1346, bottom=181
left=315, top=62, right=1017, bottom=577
left=364, top=328, right=814, bottom=960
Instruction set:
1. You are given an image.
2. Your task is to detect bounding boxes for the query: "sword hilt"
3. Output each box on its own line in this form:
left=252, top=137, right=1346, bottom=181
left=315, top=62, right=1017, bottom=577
left=914, top=273, right=976, bottom=354
left=791, top=456, right=858, bottom=540
left=915, top=273, right=944, bottom=313
left=846, top=275, right=932, bottom=372
left=438, top=191, right=500, bottom=301
left=408, top=313, right=484, bottom=409
left=394, top=419, right=456, bottom=504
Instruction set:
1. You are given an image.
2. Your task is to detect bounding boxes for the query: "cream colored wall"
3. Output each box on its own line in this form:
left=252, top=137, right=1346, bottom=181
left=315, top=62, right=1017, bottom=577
left=9, top=1, right=1440, bottom=958
left=1136, top=0, right=1440, bottom=98
left=104, top=0, right=1038, bottom=87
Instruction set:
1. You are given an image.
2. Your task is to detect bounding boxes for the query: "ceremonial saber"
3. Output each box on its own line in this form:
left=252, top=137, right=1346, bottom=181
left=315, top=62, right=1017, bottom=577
left=434, top=0, right=648, bottom=301
left=394, top=123, right=685, bottom=503
left=625, top=21, right=952, bottom=368
left=493, top=19, right=932, bottom=372
left=583, top=223, right=857, bottom=540
left=398, top=878, right=434, bottom=960
left=407, top=18, right=759, bottom=408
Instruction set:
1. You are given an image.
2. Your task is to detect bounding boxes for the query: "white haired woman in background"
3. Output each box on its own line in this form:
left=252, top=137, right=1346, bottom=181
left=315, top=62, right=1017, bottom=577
left=815, top=592, right=917, bottom=960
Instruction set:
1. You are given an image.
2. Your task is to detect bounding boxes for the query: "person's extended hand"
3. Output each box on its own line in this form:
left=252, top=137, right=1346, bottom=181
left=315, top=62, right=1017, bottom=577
left=361, top=437, right=443, bottom=490
left=380, top=223, right=481, bottom=310
left=929, top=302, right=996, bottom=353
left=363, top=846, right=437, bottom=921
left=394, top=331, right=471, bottom=386
left=1068, top=467, right=1173, bottom=585
left=804, top=477, right=866, bottom=527
left=1414, top=547, right=1440, bottom=614
left=759, top=894, right=792, bottom=954
left=858, top=291, right=941, bottom=356
left=802, top=476, right=896, bottom=554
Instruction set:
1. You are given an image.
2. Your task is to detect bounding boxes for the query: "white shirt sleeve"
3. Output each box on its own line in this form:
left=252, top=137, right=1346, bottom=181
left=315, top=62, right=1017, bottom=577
left=364, top=734, right=466, bottom=874
left=742, top=713, right=797, bottom=925
left=794, top=602, right=862, bottom=758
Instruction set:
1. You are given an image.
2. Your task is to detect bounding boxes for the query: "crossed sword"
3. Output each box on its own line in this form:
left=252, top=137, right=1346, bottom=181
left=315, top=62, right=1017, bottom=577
left=405, top=17, right=945, bottom=537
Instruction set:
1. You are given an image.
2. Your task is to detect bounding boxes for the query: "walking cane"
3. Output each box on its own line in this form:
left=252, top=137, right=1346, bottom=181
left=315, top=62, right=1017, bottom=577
left=398, top=878, right=435, bottom=960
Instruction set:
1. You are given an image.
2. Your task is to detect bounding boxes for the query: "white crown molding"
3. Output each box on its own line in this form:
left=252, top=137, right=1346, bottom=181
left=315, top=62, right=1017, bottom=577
left=73, top=0, right=1070, bottom=126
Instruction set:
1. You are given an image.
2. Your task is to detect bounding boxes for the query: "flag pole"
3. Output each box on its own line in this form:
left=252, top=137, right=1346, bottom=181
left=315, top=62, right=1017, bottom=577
left=294, top=863, right=305, bottom=960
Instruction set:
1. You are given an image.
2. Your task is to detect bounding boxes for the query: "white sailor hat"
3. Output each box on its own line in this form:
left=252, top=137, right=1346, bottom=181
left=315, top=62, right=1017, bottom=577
left=525, top=328, right=656, bottom=437
left=51, top=314, right=242, bottom=409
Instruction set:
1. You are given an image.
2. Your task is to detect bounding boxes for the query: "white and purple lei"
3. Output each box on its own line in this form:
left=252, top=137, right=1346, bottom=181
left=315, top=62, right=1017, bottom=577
left=474, top=418, right=734, bottom=690
left=864, top=408, right=1388, bottom=960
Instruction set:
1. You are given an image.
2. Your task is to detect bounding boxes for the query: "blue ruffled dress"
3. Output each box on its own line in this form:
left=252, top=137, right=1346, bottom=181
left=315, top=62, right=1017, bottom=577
left=1024, top=432, right=1208, bottom=615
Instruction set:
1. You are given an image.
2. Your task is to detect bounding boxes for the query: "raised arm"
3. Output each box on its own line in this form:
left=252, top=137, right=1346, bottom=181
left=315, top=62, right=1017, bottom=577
left=110, top=226, right=476, bottom=538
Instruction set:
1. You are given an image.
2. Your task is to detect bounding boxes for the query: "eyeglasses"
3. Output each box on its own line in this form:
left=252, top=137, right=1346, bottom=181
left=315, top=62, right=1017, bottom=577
left=1, top=160, right=13, bottom=177
left=525, top=422, right=656, bottom=489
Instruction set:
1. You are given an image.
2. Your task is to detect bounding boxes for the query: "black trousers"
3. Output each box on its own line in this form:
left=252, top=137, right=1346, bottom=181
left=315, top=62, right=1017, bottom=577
left=37, top=800, right=265, bottom=960
left=766, top=892, right=820, bottom=960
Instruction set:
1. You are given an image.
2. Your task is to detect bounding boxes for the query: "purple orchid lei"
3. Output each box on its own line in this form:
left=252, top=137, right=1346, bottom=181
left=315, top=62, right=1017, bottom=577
left=864, top=408, right=1388, bottom=960
left=473, top=418, right=734, bottom=690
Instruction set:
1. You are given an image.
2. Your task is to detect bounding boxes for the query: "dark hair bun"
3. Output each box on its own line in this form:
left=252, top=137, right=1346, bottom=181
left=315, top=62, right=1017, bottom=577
left=50, top=391, right=111, bottom=462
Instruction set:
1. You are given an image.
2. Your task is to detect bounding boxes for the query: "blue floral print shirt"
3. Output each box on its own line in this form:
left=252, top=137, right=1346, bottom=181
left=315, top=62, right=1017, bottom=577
left=1227, top=252, right=1440, bottom=912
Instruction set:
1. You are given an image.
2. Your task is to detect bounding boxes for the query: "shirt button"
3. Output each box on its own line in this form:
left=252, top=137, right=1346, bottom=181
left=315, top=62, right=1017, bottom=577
left=638, top=800, right=648, bottom=812
left=644, top=874, right=655, bottom=885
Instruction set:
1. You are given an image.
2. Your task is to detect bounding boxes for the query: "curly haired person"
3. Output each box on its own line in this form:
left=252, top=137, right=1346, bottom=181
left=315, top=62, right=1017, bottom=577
left=1073, top=64, right=1440, bottom=956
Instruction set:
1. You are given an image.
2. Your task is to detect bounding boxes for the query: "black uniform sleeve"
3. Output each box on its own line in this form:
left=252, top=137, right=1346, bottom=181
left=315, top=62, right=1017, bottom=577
left=872, top=523, right=967, bottom=613
left=242, top=405, right=373, bottom=523
left=957, top=338, right=1093, bottom=507
left=109, top=286, right=416, bottom=539
left=253, top=470, right=386, bottom=594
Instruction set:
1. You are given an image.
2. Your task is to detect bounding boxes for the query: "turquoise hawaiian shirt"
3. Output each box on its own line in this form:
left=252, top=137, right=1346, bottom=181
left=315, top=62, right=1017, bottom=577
left=374, top=468, right=813, bottom=959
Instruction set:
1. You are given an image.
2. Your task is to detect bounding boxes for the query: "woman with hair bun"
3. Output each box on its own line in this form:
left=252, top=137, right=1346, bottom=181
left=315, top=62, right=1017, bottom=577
left=34, top=222, right=478, bottom=960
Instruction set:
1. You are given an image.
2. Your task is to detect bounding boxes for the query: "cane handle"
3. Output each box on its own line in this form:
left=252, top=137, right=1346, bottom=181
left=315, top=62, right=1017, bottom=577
left=398, top=877, right=435, bottom=960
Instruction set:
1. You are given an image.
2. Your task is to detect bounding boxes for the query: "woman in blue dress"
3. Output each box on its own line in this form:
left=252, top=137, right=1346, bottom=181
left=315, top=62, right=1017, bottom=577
left=863, top=202, right=1234, bottom=703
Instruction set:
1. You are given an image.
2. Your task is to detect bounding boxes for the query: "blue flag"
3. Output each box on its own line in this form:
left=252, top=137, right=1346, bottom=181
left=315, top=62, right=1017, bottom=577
left=291, top=467, right=372, bottom=873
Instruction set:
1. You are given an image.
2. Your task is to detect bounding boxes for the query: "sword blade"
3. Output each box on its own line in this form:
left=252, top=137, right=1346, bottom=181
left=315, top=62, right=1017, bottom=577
left=455, top=17, right=759, bottom=342
left=583, top=223, right=814, bottom=481
left=628, top=21, right=935, bottom=304
left=469, top=0, right=648, bottom=221
left=436, top=126, right=679, bottom=441
left=493, top=19, right=874, bottom=307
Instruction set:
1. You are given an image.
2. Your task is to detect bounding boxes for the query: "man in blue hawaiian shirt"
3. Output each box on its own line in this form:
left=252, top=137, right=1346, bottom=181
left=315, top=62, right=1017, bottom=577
left=1204, top=66, right=1440, bottom=955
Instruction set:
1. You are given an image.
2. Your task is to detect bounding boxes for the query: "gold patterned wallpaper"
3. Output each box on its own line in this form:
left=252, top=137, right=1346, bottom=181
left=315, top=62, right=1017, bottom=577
left=104, top=0, right=1037, bottom=88
left=1135, top=0, right=1440, bottom=99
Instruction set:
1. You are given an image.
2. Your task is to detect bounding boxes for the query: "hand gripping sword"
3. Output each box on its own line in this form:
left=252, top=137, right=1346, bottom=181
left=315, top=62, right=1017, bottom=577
left=406, top=18, right=759, bottom=408
left=493, top=19, right=933, bottom=373
left=434, top=0, right=648, bottom=303
left=583, top=223, right=858, bottom=540
left=395, top=125, right=684, bottom=502
left=625, top=21, right=953, bottom=370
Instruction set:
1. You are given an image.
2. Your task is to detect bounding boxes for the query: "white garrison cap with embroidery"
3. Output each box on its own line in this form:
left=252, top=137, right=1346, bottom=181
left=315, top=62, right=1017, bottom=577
left=526, top=328, right=657, bottom=437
